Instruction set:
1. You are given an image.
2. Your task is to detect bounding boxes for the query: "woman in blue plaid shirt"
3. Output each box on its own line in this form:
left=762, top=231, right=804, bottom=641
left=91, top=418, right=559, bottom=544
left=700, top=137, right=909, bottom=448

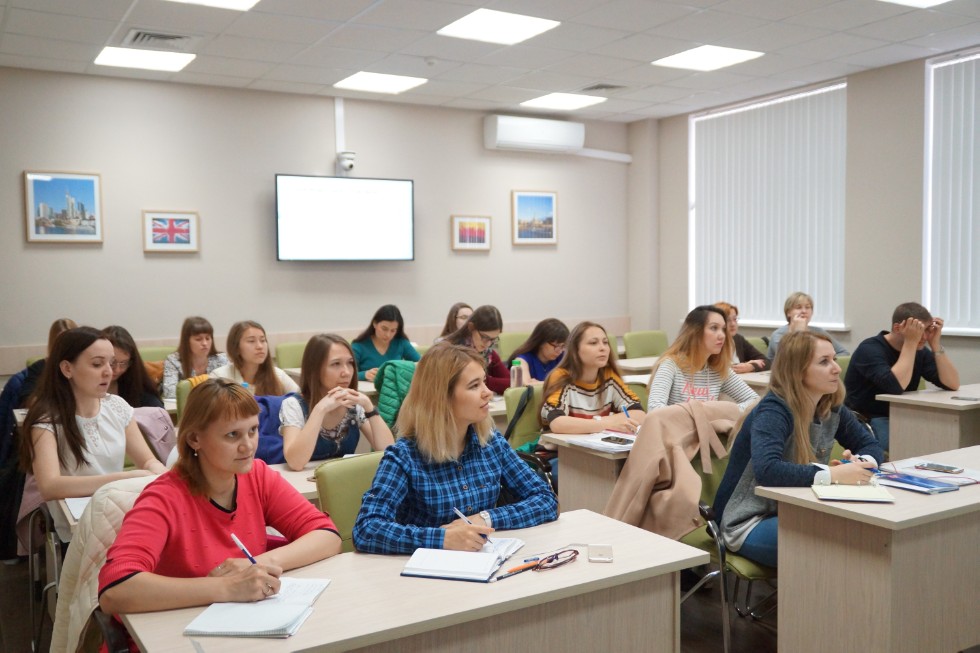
left=353, top=344, right=558, bottom=554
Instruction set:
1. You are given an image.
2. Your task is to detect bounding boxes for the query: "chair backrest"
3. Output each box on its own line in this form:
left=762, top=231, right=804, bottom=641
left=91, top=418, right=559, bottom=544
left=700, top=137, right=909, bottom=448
left=314, top=451, right=384, bottom=553
left=626, top=382, right=649, bottom=412
left=690, top=442, right=732, bottom=507
left=502, top=385, right=545, bottom=450
left=137, top=346, right=174, bottom=363
left=835, top=355, right=851, bottom=379
left=623, top=330, right=669, bottom=359
left=415, top=343, right=431, bottom=357
left=497, top=331, right=530, bottom=366
left=275, top=341, right=306, bottom=370
left=745, top=337, right=767, bottom=354
left=175, top=379, right=192, bottom=424
left=26, top=356, right=43, bottom=367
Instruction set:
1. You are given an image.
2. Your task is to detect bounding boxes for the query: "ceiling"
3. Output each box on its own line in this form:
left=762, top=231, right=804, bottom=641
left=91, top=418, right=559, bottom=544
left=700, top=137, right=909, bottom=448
left=1, top=0, right=978, bottom=122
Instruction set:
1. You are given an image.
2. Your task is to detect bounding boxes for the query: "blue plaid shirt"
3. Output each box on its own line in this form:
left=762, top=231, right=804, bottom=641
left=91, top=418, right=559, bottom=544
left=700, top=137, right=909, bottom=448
left=352, top=428, right=558, bottom=554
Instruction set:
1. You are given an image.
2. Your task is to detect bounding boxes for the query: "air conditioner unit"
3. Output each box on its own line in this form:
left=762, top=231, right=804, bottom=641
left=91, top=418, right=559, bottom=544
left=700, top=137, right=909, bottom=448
left=484, top=115, right=585, bottom=154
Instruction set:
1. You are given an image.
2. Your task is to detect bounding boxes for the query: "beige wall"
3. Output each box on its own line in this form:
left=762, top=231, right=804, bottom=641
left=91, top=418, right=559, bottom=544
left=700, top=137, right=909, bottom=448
left=0, top=66, right=632, bottom=372
left=656, top=59, right=979, bottom=384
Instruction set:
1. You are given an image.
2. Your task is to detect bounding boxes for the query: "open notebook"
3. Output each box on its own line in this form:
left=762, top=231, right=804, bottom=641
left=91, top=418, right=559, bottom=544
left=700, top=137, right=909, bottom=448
left=401, top=537, right=524, bottom=583
left=811, top=484, right=894, bottom=503
left=183, top=577, right=329, bottom=638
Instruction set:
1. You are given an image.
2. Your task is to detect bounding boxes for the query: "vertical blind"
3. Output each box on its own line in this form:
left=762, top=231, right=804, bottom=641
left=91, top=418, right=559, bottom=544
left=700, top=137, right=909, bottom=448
left=925, top=52, right=979, bottom=335
left=690, top=83, right=846, bottom=327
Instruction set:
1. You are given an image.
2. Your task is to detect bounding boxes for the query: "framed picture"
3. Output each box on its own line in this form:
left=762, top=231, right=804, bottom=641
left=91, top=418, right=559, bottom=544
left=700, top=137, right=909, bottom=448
left=142, top=211, right=200, bottom=253
left=451, top=215, right=491, bottom=251
left=512, top=191, right=557, bottom=245
left=24, top=171, right=103, bottom=243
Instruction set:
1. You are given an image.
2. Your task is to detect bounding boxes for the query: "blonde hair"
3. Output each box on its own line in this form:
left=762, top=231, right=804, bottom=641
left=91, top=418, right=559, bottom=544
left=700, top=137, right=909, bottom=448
left=174, top=378, right=259, bottom=496
left=654, top=305, right=733, bottom=378
left=396, top=344, right=493, bottom=463
left=783, top=292, right=813, bottom=322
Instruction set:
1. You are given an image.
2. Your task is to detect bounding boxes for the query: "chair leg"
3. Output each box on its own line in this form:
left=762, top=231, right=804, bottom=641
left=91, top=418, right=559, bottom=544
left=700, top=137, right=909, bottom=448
left=718, top=569, right=732, bottom=653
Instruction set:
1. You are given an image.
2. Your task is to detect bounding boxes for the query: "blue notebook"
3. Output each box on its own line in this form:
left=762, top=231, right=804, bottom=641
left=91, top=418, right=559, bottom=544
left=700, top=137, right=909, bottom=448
left=877, top=473, right=959, bottom=494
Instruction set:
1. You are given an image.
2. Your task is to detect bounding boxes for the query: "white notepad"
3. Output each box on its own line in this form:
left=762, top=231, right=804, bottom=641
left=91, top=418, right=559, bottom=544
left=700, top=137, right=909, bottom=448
left=401, top=538, right=524, bottom=583
left=183, top=577, right=330, bottom=638
left=811, top=484, right=894, bottom=503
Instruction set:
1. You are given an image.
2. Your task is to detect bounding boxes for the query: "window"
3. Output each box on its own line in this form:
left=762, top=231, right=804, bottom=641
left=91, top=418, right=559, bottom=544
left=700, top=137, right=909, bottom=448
left=690, top=83, right=846, bottom=328
left=924, top=50, right=979, bottom=335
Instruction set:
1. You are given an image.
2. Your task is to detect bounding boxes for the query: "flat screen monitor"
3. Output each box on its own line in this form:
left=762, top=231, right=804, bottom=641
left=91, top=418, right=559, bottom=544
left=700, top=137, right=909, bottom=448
left=275, top=175, right=414, bottom=261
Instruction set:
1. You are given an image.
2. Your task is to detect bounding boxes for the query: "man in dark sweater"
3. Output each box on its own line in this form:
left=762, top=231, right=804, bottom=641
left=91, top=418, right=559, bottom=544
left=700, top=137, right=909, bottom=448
left=844, top=302, right=960, bottom=450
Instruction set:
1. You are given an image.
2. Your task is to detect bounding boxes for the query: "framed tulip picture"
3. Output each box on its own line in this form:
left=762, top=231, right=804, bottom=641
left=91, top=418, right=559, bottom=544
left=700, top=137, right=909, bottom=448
left=451, top=215, right=491, bottom=251
left=142, top=210, right=200, bottom=253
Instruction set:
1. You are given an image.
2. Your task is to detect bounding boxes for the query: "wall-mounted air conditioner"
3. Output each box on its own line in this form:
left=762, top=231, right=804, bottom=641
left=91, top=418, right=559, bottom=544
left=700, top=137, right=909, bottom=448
left=484, top=115, right=585, bottom=154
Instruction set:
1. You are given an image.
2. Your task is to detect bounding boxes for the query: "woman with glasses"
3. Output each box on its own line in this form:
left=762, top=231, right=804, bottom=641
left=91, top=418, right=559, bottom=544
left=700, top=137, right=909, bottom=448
left=435, top=302, right=473, bottom=342
left=713, top=303, right=769, bottom=373
left=352, top=344, right=558, bottom=554
left=102, top=326, right=164, bottom=408
left=161, top=317, right=228, bottom=399
left=351, top=304, right=420, bottom=382
left=442, top=305, right=509, bottom=394
left=210, top=320, right=299, bottom=396
left=509, top=318, right=570, bottom=383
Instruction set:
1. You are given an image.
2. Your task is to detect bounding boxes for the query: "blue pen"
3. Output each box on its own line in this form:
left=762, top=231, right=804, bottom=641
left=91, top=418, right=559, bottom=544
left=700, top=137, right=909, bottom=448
left=621, top=406, right=630, bottom=419
left=231, top=533, right=257, bottom=564
left=839, top=456, right=881, bottom=474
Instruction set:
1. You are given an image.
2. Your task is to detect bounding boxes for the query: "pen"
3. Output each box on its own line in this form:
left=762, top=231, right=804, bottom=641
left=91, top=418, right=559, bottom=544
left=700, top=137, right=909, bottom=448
left=621, top=406, right=630, bottom=419
left=504, top=561, right=539, bottom=574
left=230, top=533, right=257, bottom=564
left=492, top=565, right=537, bottom=582
left=452, top=507, right=498, bottom=553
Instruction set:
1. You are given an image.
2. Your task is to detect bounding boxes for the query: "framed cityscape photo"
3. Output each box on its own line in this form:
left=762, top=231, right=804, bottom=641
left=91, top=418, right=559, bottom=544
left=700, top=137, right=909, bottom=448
left=512, top=191, right=557, bottom=245
left=24, top=171, right=103, bottom=243
left=451, top=215, right=491, bottom=251
left=143, top=211, right=200, bottom=253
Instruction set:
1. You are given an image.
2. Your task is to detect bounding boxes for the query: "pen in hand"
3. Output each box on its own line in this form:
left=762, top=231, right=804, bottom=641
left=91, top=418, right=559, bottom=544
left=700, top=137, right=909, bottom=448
left=231, top=533, right=258, bottom=564
left=452, top=507, right=497, bottom=553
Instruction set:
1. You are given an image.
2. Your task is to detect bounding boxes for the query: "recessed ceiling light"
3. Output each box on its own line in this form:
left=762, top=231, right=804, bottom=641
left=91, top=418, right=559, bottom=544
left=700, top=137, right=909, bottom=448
left=333, top=72, right=428, bottom=94
left=163, top=0, right=261, bottom=9
left=94, top=47, right=195, bottom=72
left=875, top=0, right=952, bottom=7
left=520, top=93, right=607, bottom=111
left=652, top=45, right=763, bottom=72
left=437, top=8, right=559, bottom=45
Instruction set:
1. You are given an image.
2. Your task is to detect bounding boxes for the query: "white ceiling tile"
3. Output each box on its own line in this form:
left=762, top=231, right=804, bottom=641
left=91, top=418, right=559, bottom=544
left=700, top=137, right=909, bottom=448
left=839, top=42, right=941, bottom=67
left=603, top=62, right=693, bottom=85
left=488, top=0, right=617, bottom=21
left=504, top=69, right=598, bottom=91
left=939, top=0, right=980, bottom=19
left=262, top=62, right=346, bottom=84
left=726, top=52, right=819, bottom=76
left=437, top=62, right=528, bottom=84
left=573, top=1, right=699, bottom=32
left=224, top=11, right=340, bottom=44
left=785, top=1, right=911, bottom=31
left=322, top=24, right=428, bottom=52
left=593, top=33, right=700, bottom=62
left=204, top=34, right=309, bottom=62
left=255, top=0, right=378, bottom=22
left=184, top=54, right=276, bottom=78
left=0, top=52, right=87, bottom=73
left=847, top=8, right=978, bottom=42
left=0, top=32, right=101, bottom=60
left=779, top=32, right=890, bottom=59
left=477, top=43, right=575, bottom=68
left=125, top=2, right=239, bottom=34
left=526, top=21, right=630, bottom=53
left=663, top=70, right=756, bottom=90
left=768, top=59, right=869, bottom=84
left=442, top=96, right=511, bottom=111
left=371, top=52, right=462, bottom=77
left=907, top=22, right=980, bottom=50
left=544, top=52, right=638, bottom=77
left=648, top=9, right=769, bottom=42
left=406, top=78, right=486, bottom=96
left=355, top=0, right=472, bottom=31
left=618, top=84, right=695, bottom=102
left=8, top=0, right=131, bottom=21
left=5, top=8, right=116, bottom=44
left=465, top=85, right=541, bottom=103
left=715, top=21, right=830, bottom=51
left=713, top=0, right=837, bottom=21
left=290, top=44, right=387, bottom=69
left=398, top=33, right=504, bottom=61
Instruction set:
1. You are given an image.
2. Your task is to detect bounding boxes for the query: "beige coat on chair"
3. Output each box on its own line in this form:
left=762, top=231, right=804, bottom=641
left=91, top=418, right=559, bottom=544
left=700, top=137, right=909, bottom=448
left=604, top=401, right=740, bottom=540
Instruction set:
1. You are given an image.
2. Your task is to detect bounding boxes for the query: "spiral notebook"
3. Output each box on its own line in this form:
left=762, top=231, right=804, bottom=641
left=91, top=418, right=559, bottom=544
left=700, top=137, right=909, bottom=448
left=183, top=577, right=330, bottom=638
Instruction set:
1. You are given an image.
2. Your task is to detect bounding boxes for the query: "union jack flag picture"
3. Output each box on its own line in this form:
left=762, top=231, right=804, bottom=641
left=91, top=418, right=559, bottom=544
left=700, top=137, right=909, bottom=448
left=142, top=211, right=199, bottom=253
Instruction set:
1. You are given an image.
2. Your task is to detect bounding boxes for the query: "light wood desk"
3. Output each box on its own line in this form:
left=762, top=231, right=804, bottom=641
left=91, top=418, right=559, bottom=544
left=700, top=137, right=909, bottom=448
left=539, top=433, right=629, bottom=514
left=876, top=382, right=980, bottom=460
left=267, top=462, right=320, bottom=501
left=736, top=370, right=771, bottom=393
left=617, top=356, right=659, bottom=373
left=162, top=398, right=177, bottom=418
left=756, top=446, right=980, bottom=653
left=122, top=509, right=707, bottom=653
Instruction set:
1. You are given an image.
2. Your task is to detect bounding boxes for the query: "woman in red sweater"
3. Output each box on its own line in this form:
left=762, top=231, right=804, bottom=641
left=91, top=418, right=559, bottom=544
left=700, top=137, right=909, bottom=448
left=99, top=379, right=340, bottom=613
left=442, top=305, right=509, bottom=394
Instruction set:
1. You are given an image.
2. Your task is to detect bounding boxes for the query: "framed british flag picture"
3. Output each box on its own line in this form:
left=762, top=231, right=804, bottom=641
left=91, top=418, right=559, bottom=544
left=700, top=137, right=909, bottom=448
left=142, top=211, right=199, bottom=253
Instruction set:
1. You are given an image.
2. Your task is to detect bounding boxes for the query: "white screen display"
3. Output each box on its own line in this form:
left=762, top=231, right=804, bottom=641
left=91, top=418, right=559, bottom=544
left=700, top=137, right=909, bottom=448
left=276, top=175, right=414, bottom=261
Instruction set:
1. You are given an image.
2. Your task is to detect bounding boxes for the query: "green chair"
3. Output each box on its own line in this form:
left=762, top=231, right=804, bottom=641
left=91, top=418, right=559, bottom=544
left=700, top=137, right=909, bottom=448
left=314, top=452, right=384, bottom=553
left=137, top=346, right=173, bottom=363
left=502, top=385, right=545, bottom=451
left=175, top=379, right=192, bottom=425
left=275, top=341, right=306, bottom=369
left=26, top=356, right=43, bottom=367
left=626, top=382, right=649, bottom=412
left=745, top=337, right=768, bottom=355
left=623, top=330, right=669, bottom=359
left=497, top=331, right=530, bottom=366
left=415, top=343, right=431, bottom=357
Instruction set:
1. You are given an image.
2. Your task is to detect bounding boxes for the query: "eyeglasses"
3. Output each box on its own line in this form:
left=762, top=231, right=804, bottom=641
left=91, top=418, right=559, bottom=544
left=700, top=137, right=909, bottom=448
left=533, top=549, right=579, bottom=571
left=477, top=331, right=500, bottom=347
left=548, top=341, right=566, bottom=351
left=110, top=359, right=131, bottom=370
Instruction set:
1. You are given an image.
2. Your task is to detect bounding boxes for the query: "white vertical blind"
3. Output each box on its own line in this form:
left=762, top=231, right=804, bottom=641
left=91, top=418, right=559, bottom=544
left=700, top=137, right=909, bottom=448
left=690, top=83, right=847, bottom=327
left=925, top=51, right=979, bottom=335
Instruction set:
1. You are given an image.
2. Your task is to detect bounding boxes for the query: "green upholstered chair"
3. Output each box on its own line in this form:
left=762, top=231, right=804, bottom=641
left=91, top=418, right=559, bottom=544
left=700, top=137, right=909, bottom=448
left=415, top=344, right=431, bottom=357
left=175, top=379, right=192, bottom=425
left=626, top=382, right=649, bottom=412
left=275, top=341, right=306, bottom=369
left=502, top=385, right=545, bottom=451
left=496, top=331, right=530, bottom=366
left=137, top=346, right=174, bottom=363
left=314, top=452, right=384, bottom=553
left=745, top=337, right=768, bottom=355
left=26, top=356, right=44, bottom=367
left=623, top=330, right=669, bottom=359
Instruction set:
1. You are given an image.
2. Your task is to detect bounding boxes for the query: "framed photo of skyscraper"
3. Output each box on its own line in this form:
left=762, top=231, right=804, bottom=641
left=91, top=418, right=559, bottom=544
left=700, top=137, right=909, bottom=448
left=24, top=171, right=103, bottom=243
left=512, top=191, right=557, bottom=245
left=142, top=211, right=200, bottom=253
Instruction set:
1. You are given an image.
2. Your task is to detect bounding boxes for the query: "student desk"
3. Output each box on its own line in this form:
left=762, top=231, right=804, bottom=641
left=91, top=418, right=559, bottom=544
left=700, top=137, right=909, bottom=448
left=617, top=356, right=659, bottom=373
left=876, top=383, right=980, bottom=460
left=756, top=445, right=980, bottom=653
left=736, top=370, right=771, bottom=393
left=268, top=462, right=320, bottom=501
left=121, top=509, right=707, bottom=653
left=539, top=433, right=629, bottom=514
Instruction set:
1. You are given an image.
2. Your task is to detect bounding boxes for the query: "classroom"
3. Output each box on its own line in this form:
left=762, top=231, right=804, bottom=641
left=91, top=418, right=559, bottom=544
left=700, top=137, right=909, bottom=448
left=0, top=2, right=978, bottom=652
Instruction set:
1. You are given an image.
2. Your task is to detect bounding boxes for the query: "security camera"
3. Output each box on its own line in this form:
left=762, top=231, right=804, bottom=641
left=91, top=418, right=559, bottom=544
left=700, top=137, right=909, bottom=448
left=337, top=151, right=355, bottom=172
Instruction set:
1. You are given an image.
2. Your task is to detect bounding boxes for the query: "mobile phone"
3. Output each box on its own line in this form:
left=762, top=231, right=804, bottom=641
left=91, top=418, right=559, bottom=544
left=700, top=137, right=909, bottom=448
left=588, top=544, right=613, bottom=563
left=950, top=396, right=980, bottom=402
left=914, top=462, right=964, bottom=474
left=601, top=435, right=633, bottom=445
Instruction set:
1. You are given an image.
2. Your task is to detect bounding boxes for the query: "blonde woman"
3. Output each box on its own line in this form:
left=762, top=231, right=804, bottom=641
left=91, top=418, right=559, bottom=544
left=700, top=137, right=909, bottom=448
left=352, top=344, right=558, bottom=554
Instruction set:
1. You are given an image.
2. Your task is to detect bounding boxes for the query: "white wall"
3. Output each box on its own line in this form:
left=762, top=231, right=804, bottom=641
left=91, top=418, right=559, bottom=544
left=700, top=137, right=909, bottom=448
left=0, top=67, right=632, bottom=371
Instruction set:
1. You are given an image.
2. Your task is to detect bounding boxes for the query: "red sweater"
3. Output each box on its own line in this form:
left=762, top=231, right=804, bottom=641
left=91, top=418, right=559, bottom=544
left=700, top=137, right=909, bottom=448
left=99, top=460, right=336, bottom=594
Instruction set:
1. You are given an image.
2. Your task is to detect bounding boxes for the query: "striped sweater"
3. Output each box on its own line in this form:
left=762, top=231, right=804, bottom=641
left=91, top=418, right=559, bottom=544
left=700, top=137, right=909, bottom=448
left=542, top=368, right=641, bottom=425
left=647, top=358, right=757, bottom=411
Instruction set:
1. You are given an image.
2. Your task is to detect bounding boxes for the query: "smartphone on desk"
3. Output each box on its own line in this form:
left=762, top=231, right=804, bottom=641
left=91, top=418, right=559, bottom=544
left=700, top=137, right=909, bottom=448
left=914, top=462, right=964, bottom=474
left=601, top=435, right=633, bottom=445
left=588, top=544, right=613, bottom=563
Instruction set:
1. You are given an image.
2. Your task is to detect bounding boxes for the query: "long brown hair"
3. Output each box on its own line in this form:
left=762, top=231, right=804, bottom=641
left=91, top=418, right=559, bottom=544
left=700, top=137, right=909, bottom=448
left=299, top=334, right=358, bottom=407
left=541, top=321, right=622, bottom=410
left=397, top=344, right=493, bottom=463
left=102, top=325, right=161, bottom=407
left=444, top=305, right=503, bottom=347
left=176, top=316, right=219, bottom=379
left=653, top=305, right=733, bottom=378
left=438, top=302, right=472, bottom=338
left=353, top=304, right=409, bottom=343
left=174, top=379, right=259, bottom=496
left=226, top=320, right=283, bottom=396
left=21, top=327, right=107, bottom=471
left=47, top=318, right=77, bottom=354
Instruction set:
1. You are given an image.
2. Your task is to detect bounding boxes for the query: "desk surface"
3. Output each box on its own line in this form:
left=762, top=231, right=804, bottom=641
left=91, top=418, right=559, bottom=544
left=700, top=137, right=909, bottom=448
left=122, top=509, right=707, bottom=653
left=540, top=432, right=631, bottom=461
left=617, top=356, right=659, bottom=373
left=267, top=462, right=320, bottom=500
left=876, top=382, right=980, bottom=410
left=757, top=445, right=980, bottom=531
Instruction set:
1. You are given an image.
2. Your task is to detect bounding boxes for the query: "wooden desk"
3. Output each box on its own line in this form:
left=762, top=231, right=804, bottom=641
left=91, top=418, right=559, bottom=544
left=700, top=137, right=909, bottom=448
left=617, top=356, right=658, bottom=373
left=736, top=370, right=771, bottom=393
left=267, top=462, right=320, bottom=501
left=622, top=374, right=650, bottom=386
left=162, top=398, right=177, bottom=418
left=756, top=446, right=980, bottom=653
left=284, top=369, right=378, bottom=398
left=876, top=382, right=980, bottom=460
left=539, top=433, right=629, bottom=514
left=122, top=509, right=707, bottom=653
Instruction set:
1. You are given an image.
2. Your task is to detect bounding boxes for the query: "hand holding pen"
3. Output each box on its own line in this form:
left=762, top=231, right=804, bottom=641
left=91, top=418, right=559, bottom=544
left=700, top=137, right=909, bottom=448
left=208, top=532, right=283, bottom=601
left=441, top=507, right=495, bottom=552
